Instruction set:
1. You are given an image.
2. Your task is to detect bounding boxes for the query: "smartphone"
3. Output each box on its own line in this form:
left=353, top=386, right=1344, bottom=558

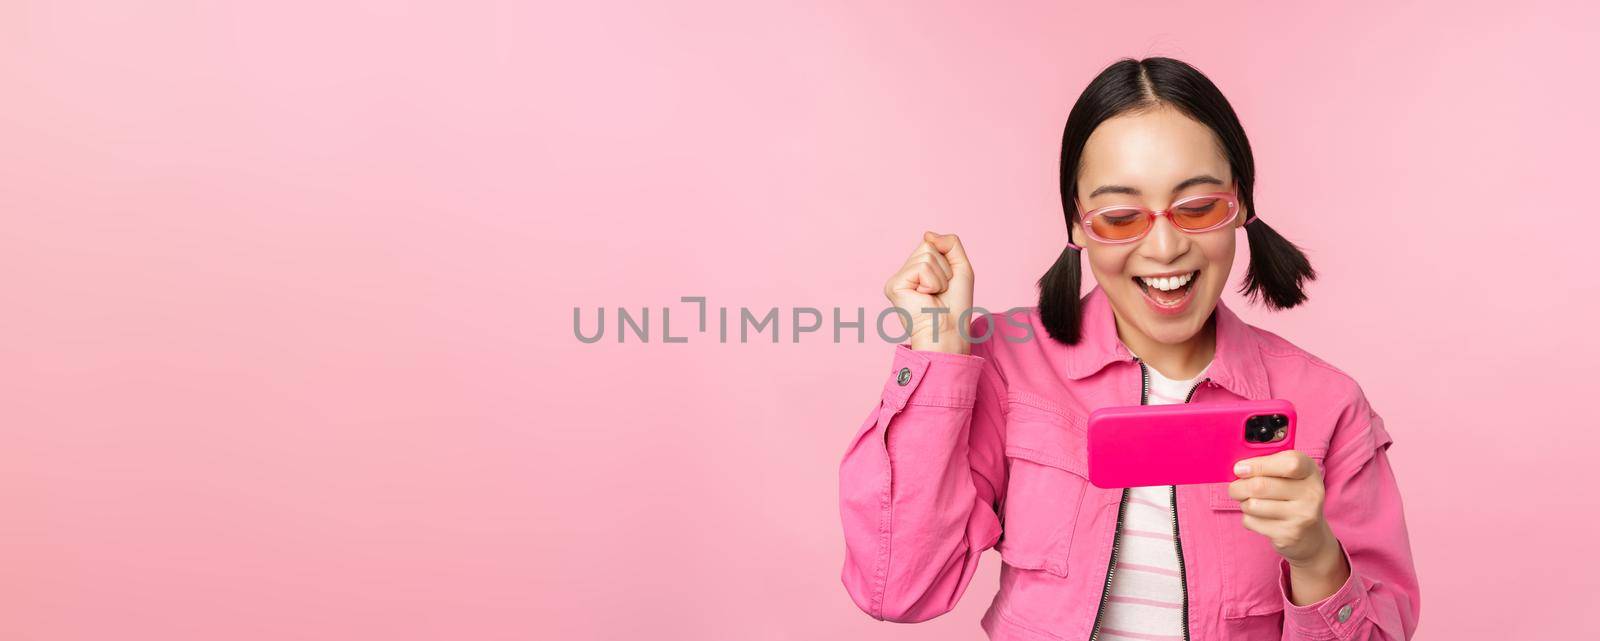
left=1085, top=399, right=1297, bottom=489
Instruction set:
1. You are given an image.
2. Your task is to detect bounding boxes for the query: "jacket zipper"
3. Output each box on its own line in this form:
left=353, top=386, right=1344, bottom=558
left=1085, top=360, right=1148, bottom=641
left=1087, top=359, right=1206, bottom=641
left=1170, top=375, right=1208, bottom=641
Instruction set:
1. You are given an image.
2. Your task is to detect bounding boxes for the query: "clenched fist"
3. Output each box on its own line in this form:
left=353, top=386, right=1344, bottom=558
left=883, top=231, right=975, bottom=355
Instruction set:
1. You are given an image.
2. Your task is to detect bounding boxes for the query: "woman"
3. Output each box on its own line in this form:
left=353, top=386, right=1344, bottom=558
left=837, top=57, right=1419, bottom=640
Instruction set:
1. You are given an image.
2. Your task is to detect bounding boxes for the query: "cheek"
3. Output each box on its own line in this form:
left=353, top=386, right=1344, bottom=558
left=1086, top=247, right=1133, bottom=280
left=1198, top=237, right=1237, bottom=280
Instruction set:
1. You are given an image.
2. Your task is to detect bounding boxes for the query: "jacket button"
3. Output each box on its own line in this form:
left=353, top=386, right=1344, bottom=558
left=1336, top=604, right=1352, bottom=622
left=896, top=367, right=912, bottom=386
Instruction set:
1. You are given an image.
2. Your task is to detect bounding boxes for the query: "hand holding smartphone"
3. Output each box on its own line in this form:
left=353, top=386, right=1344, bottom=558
left=1086, top=399, right=1297, bottom=489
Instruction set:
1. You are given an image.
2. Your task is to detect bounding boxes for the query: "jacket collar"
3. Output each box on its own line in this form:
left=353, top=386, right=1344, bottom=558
left=1056, top=284, right=1270, bottom=400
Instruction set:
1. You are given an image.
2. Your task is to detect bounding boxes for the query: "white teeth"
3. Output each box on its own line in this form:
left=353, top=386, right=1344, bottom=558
left=1140, top=271, right=1195, bottom=291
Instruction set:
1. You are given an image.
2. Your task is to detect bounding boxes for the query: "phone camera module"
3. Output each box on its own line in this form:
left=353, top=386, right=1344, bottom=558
left=1245, top=414, right=1289, bottom=444
left=1245, top=417, right=1269, bottom=443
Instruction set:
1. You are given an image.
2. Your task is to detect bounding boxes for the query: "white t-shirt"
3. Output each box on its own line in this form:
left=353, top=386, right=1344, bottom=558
left=1093, top=354, right=1210, bottom=641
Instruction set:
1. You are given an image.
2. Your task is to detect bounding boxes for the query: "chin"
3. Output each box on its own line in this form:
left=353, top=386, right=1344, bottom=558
left=1140, top=317, right=1208, bottom=345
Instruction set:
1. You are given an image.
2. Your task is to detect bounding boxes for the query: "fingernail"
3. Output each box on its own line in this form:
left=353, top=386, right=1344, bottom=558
left=1233, top=462, right=1250, bottom=477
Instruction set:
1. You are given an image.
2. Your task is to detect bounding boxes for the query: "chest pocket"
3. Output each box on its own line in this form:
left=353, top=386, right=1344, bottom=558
left=1206, top=445, right=1328, bottom=619
left=996, top=392, right=1091, bottom=578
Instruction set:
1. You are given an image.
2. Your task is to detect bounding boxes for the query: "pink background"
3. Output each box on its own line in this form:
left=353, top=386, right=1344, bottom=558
left=3, top=1, right=1596, bottom=639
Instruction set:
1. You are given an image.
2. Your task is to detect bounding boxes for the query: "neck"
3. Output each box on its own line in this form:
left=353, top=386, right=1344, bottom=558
left=1112, top=311, right=1217, bottom=381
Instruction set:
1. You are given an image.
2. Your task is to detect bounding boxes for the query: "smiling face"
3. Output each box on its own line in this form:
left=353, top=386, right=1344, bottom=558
left=1072, top=106, right=1247, bottom=347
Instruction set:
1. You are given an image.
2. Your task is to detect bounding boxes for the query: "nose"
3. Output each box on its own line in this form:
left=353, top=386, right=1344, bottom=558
left=1139, top=213, right=1186, bottom=263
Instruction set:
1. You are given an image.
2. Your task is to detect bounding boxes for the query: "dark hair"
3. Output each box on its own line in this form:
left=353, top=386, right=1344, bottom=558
left=1038, top=56, right=1316, bottom=344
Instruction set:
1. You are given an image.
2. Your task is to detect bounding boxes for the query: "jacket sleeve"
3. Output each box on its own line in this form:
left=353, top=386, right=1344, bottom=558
left=837, top=330, right=1009, bottom=623
left=1278, top=393, right=1421, bottom=640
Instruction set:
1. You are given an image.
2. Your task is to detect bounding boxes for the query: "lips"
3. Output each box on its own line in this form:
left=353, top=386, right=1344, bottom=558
left=1133, top=270, right=1198, bottom=315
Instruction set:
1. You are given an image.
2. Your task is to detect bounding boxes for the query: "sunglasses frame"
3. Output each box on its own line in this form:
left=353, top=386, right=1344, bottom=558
left=1067, top=190, right=1254, bottom=250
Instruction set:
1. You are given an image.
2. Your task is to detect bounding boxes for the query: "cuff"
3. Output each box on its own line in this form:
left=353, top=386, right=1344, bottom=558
left=1278, top=540, right=1368, bottom=641
left=880, top=343, right=985, bottom=411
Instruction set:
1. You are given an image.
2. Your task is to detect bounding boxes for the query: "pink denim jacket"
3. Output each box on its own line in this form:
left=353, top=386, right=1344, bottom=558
left=838, top=285, right=1419, bottom=640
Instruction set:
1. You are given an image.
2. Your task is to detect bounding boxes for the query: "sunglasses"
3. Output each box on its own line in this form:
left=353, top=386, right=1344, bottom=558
left=1066, top=191, right=1253, bottom=249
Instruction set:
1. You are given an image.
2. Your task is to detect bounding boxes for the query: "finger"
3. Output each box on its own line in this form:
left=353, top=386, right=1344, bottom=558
left=1228, top=475, right=1301, bottom=502
left=925, top=245, right=955, bottom=280
left=911, top=239, right=954, bottom=280
left=887, top=263, right=936, bottom=298
left=1234, top=450, right=1314, bottom=480
left=904, top=239, right=953, bottom=280
left=1238, top=497, right=1295, bottom=520
left=1240, top=514, right=1281, bottom=539
left=911, top=262, right=946, bottom=294
left=904, top=237, right=933, bottom=269
left=927, top=232, right=972, bottom=276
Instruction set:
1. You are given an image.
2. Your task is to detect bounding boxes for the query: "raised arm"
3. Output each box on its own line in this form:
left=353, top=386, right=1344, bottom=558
left=838, top=334, right=1008, bottom=622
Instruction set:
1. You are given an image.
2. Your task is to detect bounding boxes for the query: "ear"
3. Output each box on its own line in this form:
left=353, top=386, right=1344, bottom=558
left=1067, top=220, right=1085, bottom=250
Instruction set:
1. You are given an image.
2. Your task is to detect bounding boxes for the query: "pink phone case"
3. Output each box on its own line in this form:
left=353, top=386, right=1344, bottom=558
left=1086, top=399, right=1297, bottom=488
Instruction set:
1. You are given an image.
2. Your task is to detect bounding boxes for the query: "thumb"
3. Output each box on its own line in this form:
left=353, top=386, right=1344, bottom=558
left=926, top=232, right=972, bottom=273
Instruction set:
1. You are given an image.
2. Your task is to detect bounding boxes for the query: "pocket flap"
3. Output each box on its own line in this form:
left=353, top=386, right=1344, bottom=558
left=1003, top=392, right=1089, bottom=477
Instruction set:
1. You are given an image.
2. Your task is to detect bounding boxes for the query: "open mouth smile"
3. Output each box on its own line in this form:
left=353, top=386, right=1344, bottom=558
left=1133, top=270, right=1198, bottom=315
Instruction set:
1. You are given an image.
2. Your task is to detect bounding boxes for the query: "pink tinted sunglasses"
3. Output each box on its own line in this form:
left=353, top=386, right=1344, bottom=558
left=1066, top=191, right=1255, bottom=250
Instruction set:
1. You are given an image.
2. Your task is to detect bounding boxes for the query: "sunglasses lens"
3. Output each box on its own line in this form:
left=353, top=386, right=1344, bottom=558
left=1171, top=196, right=1233, bottom=230
left=1088, top=208, right=1149, bottom=240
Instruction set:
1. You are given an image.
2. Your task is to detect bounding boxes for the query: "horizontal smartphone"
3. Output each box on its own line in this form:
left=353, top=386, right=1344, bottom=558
left=1086, top=399, right=1297, bottom=489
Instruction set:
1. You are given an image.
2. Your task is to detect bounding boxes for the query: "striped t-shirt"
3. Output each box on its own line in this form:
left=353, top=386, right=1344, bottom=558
left=1093, top=356, right=1210, bottom=641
